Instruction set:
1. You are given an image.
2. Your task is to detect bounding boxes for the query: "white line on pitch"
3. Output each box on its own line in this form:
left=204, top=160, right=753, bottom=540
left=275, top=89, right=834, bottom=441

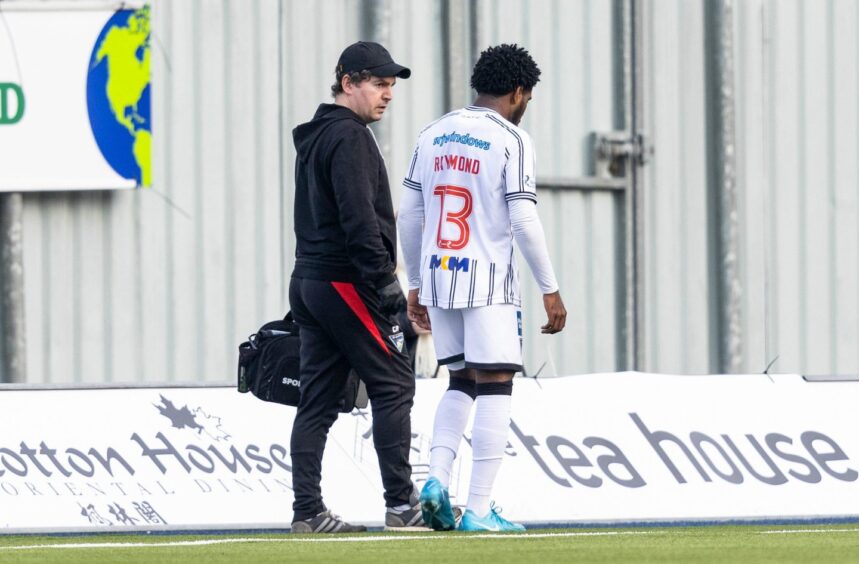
left=0, top=531, right=653, bottom=551
left=760, top=528, right=859, bottom=535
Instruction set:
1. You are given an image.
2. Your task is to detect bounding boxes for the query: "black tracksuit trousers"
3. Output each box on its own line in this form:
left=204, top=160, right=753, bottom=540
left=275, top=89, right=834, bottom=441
left=288, top=276, right=415, bottom=521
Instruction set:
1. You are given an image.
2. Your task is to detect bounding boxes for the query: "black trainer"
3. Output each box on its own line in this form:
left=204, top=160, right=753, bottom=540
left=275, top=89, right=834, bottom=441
left=291, top=509, right=367, bottom=534
left=384, top=486, right=431, bottom=531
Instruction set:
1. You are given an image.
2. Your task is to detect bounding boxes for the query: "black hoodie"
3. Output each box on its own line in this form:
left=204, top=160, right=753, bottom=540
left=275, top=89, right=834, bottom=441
left=291, top=103, right=397, bottom=288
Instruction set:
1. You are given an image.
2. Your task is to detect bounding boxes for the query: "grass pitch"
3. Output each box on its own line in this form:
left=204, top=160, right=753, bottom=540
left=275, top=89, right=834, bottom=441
left=2, top=525, right=859, bottom=563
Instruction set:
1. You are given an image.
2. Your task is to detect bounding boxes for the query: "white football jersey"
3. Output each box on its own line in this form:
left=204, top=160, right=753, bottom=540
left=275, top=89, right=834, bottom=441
left=403, top=106, right=537, bottom=309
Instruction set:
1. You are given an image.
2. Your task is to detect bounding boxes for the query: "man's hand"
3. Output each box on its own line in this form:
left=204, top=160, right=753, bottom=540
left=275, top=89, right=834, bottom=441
left=378, top=279, right=407, bottom=316
left=407, top=288, right=431, bottom=331
left=541, top=291, right=566, bottom=334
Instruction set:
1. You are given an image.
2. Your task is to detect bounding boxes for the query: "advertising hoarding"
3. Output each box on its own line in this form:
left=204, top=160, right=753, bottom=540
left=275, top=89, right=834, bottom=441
left=1, top=373, right=858, bottom=533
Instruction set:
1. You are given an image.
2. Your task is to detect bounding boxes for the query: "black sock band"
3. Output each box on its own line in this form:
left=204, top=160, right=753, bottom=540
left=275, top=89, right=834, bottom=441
left=448, top=376, right=476, bottom=399
left=475, top=380, right=513, bottom=396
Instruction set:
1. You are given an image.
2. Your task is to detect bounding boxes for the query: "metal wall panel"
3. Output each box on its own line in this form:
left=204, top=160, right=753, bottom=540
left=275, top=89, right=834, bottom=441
left=735, top=0, right=859, bottom=375
left=735, top=0, right=769, bottom=375
left=638, top=0, right=712, bottom=374
left=636, top=0, right=859, bottom=375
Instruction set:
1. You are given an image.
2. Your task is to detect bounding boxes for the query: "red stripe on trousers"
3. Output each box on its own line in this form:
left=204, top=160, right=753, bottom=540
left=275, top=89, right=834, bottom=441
left=331, top=282, right=391, bottom=357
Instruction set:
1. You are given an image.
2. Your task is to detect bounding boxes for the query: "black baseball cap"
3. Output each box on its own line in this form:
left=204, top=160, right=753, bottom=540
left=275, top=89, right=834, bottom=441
left=336, top=41, right=411, bottom=79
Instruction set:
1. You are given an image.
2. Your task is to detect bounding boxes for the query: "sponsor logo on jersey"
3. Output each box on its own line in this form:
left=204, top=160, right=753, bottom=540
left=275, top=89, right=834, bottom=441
left=429, top=254, right=471, bottom=272
left=432, top=131, right=491, bottom=150
left=282, top=377, right=300, bottom=388
left=434, top=154, right=481, bottom=175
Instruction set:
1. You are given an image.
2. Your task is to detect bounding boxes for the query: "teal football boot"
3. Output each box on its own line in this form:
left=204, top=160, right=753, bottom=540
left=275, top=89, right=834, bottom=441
left=419, top=477, right=458, bottom=531
left=458, top=503, right=525, bottom=532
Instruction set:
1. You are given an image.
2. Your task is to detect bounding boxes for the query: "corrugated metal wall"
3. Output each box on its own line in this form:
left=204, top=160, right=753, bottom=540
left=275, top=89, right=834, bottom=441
left=639, top=0, right=712, bottom=373
left=735, top=0, right=859, bottom=375
left=637, top=0, right=859, bottom=375
left=11, top=0, right=859, bottom=383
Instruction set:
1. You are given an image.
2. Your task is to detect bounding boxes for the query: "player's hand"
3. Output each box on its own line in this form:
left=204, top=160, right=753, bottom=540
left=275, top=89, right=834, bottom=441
left=407, top=289, right=431, bottom=331
left=541, top=291, right=566, bottom=334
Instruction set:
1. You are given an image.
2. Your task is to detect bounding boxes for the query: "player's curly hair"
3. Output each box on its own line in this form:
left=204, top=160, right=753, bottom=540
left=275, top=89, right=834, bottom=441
left=470, top=44, right=541, bottom=96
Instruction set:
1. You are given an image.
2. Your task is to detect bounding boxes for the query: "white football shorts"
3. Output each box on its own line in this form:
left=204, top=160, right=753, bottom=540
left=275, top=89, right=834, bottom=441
left=427, top=304, right=523, bottom=372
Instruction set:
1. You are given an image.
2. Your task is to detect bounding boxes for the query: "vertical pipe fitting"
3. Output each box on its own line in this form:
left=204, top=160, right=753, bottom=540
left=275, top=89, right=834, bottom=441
left=705, top=0, right=743, bottom=373
left=0, top=193, right=27, bottom=383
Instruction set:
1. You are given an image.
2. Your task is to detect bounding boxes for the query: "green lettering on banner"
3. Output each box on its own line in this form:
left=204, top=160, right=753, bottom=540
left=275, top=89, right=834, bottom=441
left=0, top=83, right=25, bottom=125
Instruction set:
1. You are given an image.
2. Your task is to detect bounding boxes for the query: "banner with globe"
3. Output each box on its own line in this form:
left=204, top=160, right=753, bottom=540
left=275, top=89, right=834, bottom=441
left=0, top=4, right=150, bottom=191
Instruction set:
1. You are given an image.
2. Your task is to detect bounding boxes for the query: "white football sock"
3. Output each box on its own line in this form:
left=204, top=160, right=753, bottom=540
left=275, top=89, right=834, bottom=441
left=467, top=394, right=512, bottom=518
left=428, top=390, right=474, bottom=488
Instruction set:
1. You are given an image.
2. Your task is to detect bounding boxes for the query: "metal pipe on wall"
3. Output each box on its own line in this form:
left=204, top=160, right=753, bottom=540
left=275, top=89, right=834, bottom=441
left=705, top=0, right=743, bottom=373
left=614, top=0, right=645, bottom=370
left=630, top=0, right=646, bottom=372
left=0, top=193, right=27, bottom=383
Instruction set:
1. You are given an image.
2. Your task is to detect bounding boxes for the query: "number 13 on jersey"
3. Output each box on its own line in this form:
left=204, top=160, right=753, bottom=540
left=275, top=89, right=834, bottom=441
left=433, top=184, right=473, bottom=250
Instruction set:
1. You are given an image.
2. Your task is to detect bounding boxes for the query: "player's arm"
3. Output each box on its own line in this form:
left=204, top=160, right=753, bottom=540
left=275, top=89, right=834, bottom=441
left=398, top=147, right=431, bottom=330
left=508, top=199, right=566, bottom=334
left=504, top=130, right=566, bottom=334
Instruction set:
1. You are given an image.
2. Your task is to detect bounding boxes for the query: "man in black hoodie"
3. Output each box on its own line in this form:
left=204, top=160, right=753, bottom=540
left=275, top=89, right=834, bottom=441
left=289, top=41, right=424, bottom=533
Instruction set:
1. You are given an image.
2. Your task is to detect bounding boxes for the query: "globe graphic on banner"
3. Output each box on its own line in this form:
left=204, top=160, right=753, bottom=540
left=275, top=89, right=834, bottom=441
left=86, top=7, right=151, bottom=187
